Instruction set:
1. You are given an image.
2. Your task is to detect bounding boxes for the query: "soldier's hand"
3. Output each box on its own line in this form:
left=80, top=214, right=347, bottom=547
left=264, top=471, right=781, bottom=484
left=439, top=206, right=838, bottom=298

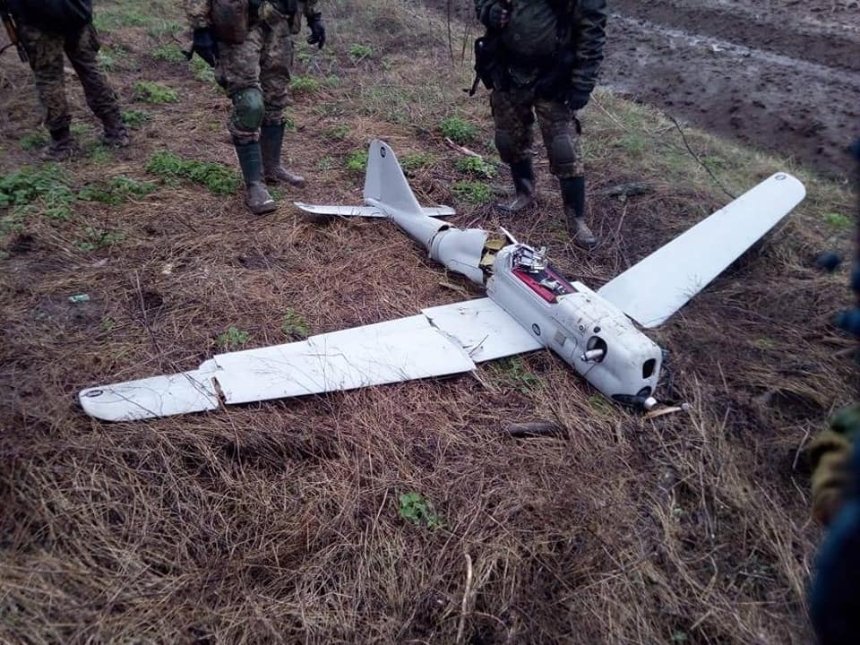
left=307, top=13, right=326, bottom=49
left=565, top=89, right=591, bottom=111
left=482, top=3, right=510, bottom=29
left=191, top=28, right=218, bottom=68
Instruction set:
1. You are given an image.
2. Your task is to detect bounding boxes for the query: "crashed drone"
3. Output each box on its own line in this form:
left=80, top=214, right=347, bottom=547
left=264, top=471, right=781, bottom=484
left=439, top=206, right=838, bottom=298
left=79, top=140, right=805, bottom=421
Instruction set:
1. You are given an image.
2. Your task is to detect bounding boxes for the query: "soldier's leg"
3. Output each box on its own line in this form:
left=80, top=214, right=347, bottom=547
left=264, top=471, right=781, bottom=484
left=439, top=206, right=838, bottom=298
left=63, top=24, right=128, bottom=147
left=535, top=99, right=595, bottom=249
left=258, top=13, right=304, bottom=187
left=491, top=88, right=536, bottom=214
left=217, top=29, right=276, bottom=214
left=17, top=23, right=77, bottom=160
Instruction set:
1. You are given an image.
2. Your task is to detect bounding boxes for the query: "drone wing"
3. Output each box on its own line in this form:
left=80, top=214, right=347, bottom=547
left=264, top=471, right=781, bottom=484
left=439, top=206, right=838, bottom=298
left=293, top=203, right=455, bottom=218
left=598, top=172, right=805, bottom=328
left=78, top=298, right=541, bottom=421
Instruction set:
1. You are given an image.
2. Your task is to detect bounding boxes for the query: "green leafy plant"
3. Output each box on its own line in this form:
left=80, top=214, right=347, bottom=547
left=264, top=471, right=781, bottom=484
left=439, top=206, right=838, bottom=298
left=455, top=156, right=496, bottom=179
left=152, top=43, right=185, bottom=63
left=824, top=212, right=852, bottom=230
left=146, top=151, right=240, bottom=195
left=439, top=116, right=477, bottom=144
left=76, top=227, right=125, bottom=252
left=133, top=81, right=179, bottom=104
left=492, top=357, right=540, bottom=393
left=345, top=149, right=369, bottom=173
left=190, top=56, right=216, bottom=83
left=217, top=326, right=250, bottom=349
left=400, top=152, right=434, bottom=172
left=19, top=131, right=48, bottom=151
left=325, top=124, right=350, bottom=141
left=78, top=176, right=157, bottom=205
left=291, top=75, right=320, bottom=94
left=122, top=110, right=151, bottom=128
left=281, top=309, right=310, bottom=339
left=452, top=180, right=492, bottom=205
left=348, top=43, right=373, bottom=61
left=398, top=492, right=442, bottom=529
left=0, top=165, right=76, bottom=220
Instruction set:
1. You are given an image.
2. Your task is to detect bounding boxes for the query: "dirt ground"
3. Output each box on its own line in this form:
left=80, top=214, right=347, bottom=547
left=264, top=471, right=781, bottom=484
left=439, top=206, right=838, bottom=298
left=1, top=0, right=858, bottom=643
left=605, top=0, right=860, bottom=179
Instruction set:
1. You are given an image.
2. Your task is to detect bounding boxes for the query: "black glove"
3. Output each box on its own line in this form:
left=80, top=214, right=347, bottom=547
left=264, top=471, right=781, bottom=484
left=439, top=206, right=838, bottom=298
left=191, top=28, right=218, bottom=67
left=481, top=3, right=510, bottom=30
left=306, top=13, right=325, bottom=49
left=565, top=88, right=591, bottom=111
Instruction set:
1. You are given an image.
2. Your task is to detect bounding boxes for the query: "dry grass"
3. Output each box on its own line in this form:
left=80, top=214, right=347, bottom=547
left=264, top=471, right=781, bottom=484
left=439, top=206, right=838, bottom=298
left=1, top=0, right=858, bottom=642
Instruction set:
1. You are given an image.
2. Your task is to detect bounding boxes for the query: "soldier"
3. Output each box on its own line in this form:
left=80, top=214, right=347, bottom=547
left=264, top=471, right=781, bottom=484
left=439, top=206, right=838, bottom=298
left=5, top=0, right=129, bottom=159
left=185, top=0, right=325, bottom=215
left=473, top=0, right=607, bottom=248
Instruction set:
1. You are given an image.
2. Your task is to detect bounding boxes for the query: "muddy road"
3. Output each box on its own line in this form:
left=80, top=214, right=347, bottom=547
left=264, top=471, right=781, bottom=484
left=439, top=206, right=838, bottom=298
left=604, top=0, right=860, bottom=179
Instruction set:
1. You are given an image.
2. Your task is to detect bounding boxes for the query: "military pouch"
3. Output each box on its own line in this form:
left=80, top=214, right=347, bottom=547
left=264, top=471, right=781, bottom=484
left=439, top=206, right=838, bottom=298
left=473, top=36, right=499, bottom=92
left=211, top=0, right=250, bottom=45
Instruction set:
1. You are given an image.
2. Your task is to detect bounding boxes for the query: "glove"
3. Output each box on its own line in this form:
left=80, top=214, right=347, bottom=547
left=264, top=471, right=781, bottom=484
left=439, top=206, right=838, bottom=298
left=481, top=3, right=510, bottom=29
left=191, top=28, right=218, bottom=67
left=306, top=13, right=325, bottom=49
left=564, top=89, right=591, bottom=111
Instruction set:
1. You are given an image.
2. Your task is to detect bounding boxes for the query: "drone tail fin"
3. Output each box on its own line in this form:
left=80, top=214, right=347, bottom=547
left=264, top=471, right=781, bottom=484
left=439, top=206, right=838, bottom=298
left=363, top=139, right=424, bottom=217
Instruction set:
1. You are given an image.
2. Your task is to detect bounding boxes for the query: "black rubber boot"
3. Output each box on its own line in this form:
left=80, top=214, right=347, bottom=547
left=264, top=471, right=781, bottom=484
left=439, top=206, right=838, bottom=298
left=260, top=123, right=305, bottom=187
left=101, top=112, right=130, bottom=148
left=496, top=159, right=535, bottom=214
left=234, top=140, right=276, bottom=215
left=560, top=176, right=597, bottom=249
left=41, top=126, right=78, bottom=161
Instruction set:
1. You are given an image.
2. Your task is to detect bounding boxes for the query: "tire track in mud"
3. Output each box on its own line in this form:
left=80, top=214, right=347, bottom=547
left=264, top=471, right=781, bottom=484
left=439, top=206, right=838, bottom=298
left=602, top=13, right=860, bottom=178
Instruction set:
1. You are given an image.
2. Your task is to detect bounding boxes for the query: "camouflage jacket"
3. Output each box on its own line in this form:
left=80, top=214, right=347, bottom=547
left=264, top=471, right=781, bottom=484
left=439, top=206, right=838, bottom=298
left=185, top=0, right=319, bottom=32
left=474, top=0, right=607, bottom=93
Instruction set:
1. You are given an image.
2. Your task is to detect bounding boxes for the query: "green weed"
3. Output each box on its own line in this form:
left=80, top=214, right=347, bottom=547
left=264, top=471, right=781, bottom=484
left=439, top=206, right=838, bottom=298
left=348, top=43, right=373, bottom=61
left=19, top=132, right=48, bottom=151
left=345, top=149, right=369, bottom=173
left=317, top=155, right=335, bottom=171
left=400, top=152, right=434, bottom=172
left=0, top=165, right=76, bottom=220
left=281, top=309, right=310, bottom=340
left=291, top=76, right=321, bottom=94
left=152, top=43, right=186, bottom=63
left=398, top=492, right=442, bottom=529
left=122, top=110, right=151, bottom=128
left=76, top=227, right=125, bottom=252
left=146, top=151, right=240, bottom=195
left=491, top=357, right=540, bottom=393
left=190, top=56, right=216, bottom=83
left=325, top=124, right=350, bottom=141
left=455, top=156, right=496, bottom=179
left=218, top=326, right=250, bottom=349
left=824, top=212, right=852, bottom=230
left=439, top=116, right=477, bottom=144
left=147, top=19, right=183, bottom=39
left=133, top=81, right=179, bottom=104
left=452, top=180, right=492, bottom=205
left=79, top=176, right=157, bottom=205
left=87, top=145, right=113, bottom=165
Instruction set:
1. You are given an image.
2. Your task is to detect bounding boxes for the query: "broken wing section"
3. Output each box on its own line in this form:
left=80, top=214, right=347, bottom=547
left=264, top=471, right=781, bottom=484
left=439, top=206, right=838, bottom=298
left=598, top=172, right=805, bottom=328
left=423, top=297, right=543, bottom=362
left=78, top=314, right=477, bottom=422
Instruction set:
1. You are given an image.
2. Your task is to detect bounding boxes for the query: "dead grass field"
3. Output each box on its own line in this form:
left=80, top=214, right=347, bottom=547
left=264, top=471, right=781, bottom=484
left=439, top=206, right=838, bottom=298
left=1, top=0, right=858, bottom=642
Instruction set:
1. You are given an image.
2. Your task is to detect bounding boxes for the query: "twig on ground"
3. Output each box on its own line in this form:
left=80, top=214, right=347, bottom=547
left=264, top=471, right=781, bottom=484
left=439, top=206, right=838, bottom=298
left=445, top=137, right=482, bottom=158
left=456, top=552, right=474, bottom=644
left=501, top=421, right=567, bottom=438
left=667, top=115, right=736, bottom=200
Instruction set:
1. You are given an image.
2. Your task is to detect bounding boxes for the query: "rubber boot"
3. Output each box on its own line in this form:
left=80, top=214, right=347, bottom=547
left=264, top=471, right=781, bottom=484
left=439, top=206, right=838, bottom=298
left=260, top=123, right=305, bottom=187
left=234, top=140, right=276, bottom=215
left=496, top=159, right=535, bottom=214
left=41, top=126, right=78, bottom=161
left=101, top=112, right=130, bottom=148
left=560, top=176, right=598, bottom=249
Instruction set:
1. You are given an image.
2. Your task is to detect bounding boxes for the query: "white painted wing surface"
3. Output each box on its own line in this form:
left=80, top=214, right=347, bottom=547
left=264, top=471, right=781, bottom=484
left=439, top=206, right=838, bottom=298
left=597, top=172, right=805, bottom=328
left=422, top=298, right=543, bottom=362
left=293, top=203, right=455, bottom=218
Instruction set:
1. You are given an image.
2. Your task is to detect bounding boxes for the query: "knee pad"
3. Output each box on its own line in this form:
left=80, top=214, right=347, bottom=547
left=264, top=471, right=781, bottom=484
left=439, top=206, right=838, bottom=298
left=549, top=132, right=581, bottom=176
left=495, top=129, right=517, bottom=164
left=231, top=87, right=264, bottom=131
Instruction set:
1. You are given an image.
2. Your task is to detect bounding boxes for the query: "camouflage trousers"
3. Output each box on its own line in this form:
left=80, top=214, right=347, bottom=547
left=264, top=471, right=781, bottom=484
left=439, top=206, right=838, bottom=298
left=490, top=86, right=585, bottom=178
left=18, top=23, right=122, bottom=133
left=216, top=6, right=295, bottom=144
